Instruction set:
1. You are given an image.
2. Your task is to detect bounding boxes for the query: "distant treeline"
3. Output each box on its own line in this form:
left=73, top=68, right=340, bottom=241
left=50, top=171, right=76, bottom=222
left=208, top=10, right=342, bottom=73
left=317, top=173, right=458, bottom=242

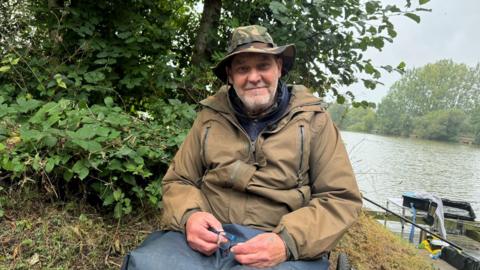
left=329, top=60, right=480, bottom=144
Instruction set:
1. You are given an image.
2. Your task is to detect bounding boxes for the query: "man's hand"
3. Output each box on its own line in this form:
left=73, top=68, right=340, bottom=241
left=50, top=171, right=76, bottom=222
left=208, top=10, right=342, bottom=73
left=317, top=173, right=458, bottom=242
left=231, top=232, right=287, bottom=268
left=185, top=211, right=225, bottom=256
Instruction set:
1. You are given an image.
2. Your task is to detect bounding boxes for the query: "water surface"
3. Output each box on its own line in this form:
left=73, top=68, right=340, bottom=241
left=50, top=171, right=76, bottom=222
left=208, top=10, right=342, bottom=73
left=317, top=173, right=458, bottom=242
left=341, top=131, right=480, bottom=220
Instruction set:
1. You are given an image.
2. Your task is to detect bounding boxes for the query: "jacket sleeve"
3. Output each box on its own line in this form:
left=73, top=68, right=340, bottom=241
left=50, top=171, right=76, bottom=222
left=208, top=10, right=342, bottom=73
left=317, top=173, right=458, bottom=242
left=273, top=112, right=362, bottom=260
left=160, top=115, right=210, bottom=232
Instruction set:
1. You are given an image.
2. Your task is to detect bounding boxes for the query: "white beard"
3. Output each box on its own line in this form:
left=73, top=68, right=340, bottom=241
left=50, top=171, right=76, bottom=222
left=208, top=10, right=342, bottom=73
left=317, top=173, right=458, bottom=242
left=240, top=92, right=273, bottom=112
left=234, top=81, right=278, bottom=114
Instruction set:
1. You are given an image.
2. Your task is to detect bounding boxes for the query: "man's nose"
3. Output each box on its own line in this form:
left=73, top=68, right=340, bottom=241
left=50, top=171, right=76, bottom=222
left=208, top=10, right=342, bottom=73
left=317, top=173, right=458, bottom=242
left=247, top=69, right=261, bottom=83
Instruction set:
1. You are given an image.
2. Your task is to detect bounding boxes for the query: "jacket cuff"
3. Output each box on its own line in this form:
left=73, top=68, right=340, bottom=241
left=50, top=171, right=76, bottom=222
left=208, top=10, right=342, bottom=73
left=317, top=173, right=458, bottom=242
left=180, top=208, right=201, bottom=233
left=276, top=226, right=299, bottom=260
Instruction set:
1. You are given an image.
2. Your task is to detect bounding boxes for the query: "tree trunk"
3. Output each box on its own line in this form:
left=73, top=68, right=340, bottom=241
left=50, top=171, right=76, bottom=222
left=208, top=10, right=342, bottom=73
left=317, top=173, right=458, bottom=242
left=191, top=0, right=222, bottom=66
left=48, top=0, right=65, bottom=44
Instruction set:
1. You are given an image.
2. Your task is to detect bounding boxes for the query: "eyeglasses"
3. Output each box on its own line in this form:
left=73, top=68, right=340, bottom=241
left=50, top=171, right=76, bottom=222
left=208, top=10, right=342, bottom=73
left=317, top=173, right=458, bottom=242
left=209, top=228, right=239, bottom=257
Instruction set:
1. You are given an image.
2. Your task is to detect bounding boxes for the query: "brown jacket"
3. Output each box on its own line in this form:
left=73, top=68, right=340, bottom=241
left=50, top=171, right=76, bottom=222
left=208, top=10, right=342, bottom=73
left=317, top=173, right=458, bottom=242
left=161, top=85, right=362, bottom=260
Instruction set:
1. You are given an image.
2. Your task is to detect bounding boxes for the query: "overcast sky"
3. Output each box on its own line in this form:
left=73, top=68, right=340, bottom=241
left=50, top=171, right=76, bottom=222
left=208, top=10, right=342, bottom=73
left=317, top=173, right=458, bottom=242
left=339, top=0, right=480, bottom=104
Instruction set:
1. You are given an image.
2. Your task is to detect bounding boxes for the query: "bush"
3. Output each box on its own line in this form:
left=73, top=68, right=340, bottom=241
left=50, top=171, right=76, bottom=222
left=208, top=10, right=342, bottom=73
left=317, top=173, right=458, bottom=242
left=471, top=107, right=480, bottom=144
left=0, top=86, right=196, bottom=218
left=413, top=109, right=466, bottom=141
left=0, top=0, right=199, bottom=218
left=327, top=104, right=376, bottom=133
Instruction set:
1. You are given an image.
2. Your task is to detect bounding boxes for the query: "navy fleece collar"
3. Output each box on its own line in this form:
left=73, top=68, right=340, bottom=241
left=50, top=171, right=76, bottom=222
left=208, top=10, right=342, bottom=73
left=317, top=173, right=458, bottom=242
left=228, top=81, right=291, bottom=141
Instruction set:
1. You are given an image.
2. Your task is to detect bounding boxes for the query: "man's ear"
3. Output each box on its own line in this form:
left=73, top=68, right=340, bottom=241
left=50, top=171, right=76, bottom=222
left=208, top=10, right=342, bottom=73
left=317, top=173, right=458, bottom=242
left=276, top=57, right=283, bottom=74
left=226, top=67, right=233, bottom=84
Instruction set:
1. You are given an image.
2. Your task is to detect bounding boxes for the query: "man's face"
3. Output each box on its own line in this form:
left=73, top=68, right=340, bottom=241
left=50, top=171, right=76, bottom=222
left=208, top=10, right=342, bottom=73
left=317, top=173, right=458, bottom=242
left=227, top=53, right=283, bottom=114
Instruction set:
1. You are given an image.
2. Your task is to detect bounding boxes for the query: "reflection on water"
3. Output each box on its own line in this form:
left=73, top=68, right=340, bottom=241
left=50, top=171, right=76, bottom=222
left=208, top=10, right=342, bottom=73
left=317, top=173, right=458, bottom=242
left=341, top=131, right=480, bottom=220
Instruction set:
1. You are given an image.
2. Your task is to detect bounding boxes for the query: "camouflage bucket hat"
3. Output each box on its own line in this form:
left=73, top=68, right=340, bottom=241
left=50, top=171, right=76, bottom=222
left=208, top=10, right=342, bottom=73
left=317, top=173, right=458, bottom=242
left=212, top=25, right=296, bottom=83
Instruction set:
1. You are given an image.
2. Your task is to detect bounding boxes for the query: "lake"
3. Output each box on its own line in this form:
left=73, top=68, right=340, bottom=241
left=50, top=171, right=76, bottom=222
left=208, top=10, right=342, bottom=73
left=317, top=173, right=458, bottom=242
left=340, top=131, right=480, bottom=220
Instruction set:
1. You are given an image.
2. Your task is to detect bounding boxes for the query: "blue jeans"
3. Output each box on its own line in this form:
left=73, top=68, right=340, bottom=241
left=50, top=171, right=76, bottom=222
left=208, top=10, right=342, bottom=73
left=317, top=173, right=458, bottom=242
left=121, top=224, right=329, bottom=270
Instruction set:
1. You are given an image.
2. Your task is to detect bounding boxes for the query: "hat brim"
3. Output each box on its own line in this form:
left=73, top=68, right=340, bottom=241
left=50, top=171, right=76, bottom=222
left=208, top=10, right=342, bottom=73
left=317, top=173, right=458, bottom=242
left=212, top=44, right=296, bottom=83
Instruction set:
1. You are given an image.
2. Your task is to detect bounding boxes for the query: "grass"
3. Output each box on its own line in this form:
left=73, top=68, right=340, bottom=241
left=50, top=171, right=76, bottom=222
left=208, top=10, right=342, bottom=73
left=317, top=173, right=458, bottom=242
left=0, top=188, right=435, bottom=269
left=0, top=188, right=160, bottom=269
left=331, top=212, right=435, bottom=270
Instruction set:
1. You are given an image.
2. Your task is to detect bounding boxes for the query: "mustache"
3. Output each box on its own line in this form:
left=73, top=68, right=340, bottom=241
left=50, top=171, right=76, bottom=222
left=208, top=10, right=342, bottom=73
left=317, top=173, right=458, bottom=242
left=244, top=83, right=269, bottom=90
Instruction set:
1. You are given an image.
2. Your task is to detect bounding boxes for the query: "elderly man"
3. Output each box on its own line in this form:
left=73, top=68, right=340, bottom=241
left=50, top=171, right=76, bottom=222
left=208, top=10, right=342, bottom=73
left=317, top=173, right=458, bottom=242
left=122, top=25, right=362, bottom=270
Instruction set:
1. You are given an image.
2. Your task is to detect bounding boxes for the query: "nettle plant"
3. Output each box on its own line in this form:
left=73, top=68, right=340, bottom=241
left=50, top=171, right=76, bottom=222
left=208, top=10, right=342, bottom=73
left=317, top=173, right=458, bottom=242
left=0, top=55, right=196, bottom=218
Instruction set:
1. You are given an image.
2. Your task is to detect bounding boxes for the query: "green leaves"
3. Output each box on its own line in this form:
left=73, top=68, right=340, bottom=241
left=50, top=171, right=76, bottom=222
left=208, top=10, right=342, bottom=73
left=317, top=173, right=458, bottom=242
left=0, top=0, right=198, bottom=219
left=371, top=37, right=385, bottom=50
left=0, top=66, right=10, bottom=73
left=328, top=103, right=377, bottom=133
left=365, top=1, right=379, bottom=14
left=74, top=126, right=97, bottom=140
left=104, top=97, right=114, bottom=107
left=72, top=139, right=102, bottom=153
left=20, top=127, right=45, bottom=142
left=54, top=74, right=67, bottom=89
left=269, top=1, right=288, bottom=15
left=0, top=94, right=174, bottom=218
left=404, top=13, right=421, bottom=23
left=72, top=160, right=89, bottom=180
left=45, top=155, right=60, bottom=173
left=84, top=71, right=105, bottom=83
left=269, top=1, right=293, bottom=24
left=1, top=156, right=25, bottom=172
left=376, top=60, right=480, bottom=138
left=15, top=97, right=43, bottom=113
left=0, top=54, right=20, bottom=73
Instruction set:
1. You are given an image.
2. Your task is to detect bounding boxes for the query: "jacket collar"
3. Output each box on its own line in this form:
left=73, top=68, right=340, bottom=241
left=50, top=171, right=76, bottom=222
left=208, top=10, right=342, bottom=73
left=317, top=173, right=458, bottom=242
left=200, top=84, right=323, bottom=114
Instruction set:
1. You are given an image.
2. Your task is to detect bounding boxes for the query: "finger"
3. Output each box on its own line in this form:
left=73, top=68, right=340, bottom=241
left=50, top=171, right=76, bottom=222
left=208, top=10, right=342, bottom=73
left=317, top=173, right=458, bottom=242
left=187, top=228, right=217, bottom=245
left=219, top=233, right=229, bottom=244
left=230, top=241, right=258, bottom=255
left=234, top=252, right=266, bottom=265
left=191, top=239, right=219, bottom=255
left=246, top=262, right=271, bottom=269
left=193, top=229, right=219, bottom=244
left=203, top=214, right=224, bottom=232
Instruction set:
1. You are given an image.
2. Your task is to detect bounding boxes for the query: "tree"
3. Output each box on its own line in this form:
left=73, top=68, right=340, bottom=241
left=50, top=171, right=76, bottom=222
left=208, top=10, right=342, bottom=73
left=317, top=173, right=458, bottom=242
left=216, top=0, right=429, bottom=104
left=376, top=60, right=480, bottom=138
left=345, top=107, right=377, bottom=133
left=413, top=110, right=467, bottom=141
left=376, top=93, right=414, bottom=136
left=327, top=103, right=349, bottom=128
left=191, top=0, right=222, bottom=66
left=471, top=107, right=480, bottom=144
left=327, top=103, right=376, bottom=132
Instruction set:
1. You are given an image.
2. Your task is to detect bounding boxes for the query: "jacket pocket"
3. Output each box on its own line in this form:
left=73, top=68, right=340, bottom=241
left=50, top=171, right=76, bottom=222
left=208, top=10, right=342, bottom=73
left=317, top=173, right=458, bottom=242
left=202, top=160, right=256, bottom=191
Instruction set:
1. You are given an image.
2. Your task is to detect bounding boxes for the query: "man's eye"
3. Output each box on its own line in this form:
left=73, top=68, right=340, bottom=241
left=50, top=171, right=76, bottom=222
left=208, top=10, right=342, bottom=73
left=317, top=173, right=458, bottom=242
left=236, top=67, right=249, bottom=73
left=258, top=63, right=270, bottom=70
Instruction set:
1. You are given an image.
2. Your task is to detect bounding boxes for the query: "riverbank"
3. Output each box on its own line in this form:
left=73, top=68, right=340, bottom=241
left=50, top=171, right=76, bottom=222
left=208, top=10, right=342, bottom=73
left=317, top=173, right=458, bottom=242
left=0, top=189, right=436, bottom=269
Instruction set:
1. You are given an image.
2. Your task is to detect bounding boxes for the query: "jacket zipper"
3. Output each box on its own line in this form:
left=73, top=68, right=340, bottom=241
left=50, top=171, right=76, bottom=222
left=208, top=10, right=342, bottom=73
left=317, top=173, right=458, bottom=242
left=219, top=113, right=257, bottom=163
left=297, top=125, right=305, bottom=185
